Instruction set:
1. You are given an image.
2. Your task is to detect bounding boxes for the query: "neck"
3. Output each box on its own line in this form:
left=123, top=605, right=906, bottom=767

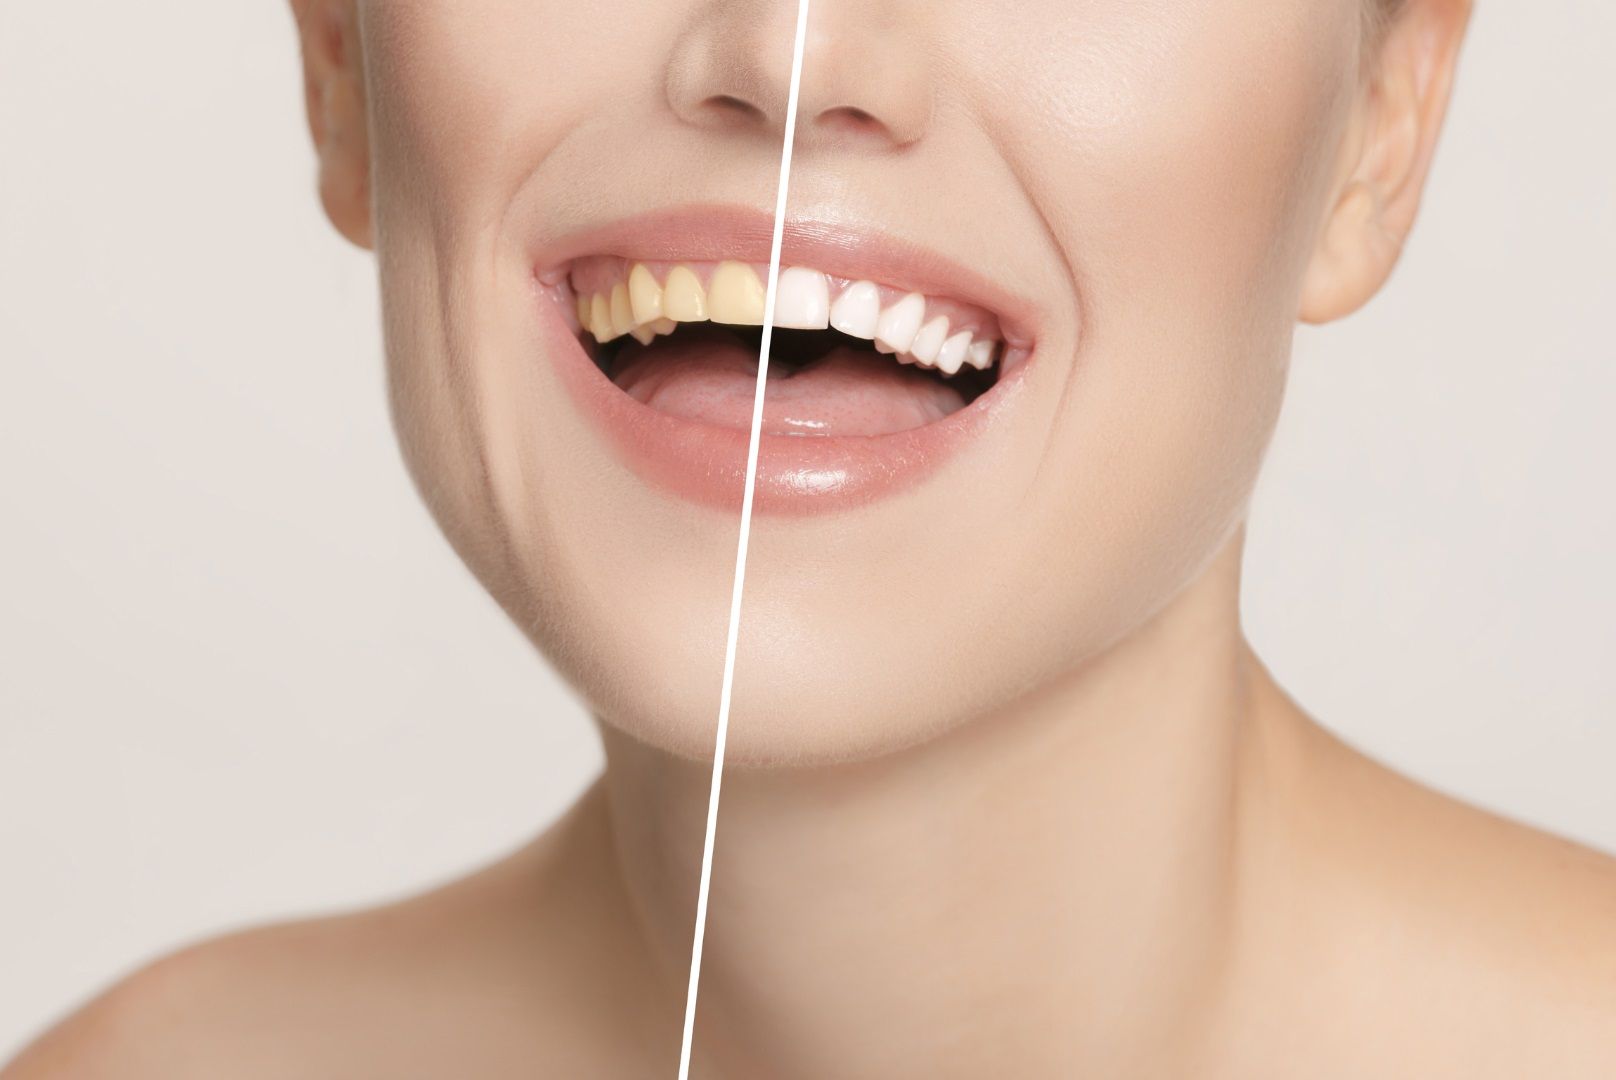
left=597, top=530, right=1283, bottom=1078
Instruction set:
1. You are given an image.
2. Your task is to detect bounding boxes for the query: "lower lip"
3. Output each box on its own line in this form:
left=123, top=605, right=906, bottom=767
left=539, top=289, right=1029, bottom=515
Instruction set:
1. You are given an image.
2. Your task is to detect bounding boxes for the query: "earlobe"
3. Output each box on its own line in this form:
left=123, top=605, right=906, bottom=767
left=1299, top=176, right=1406, bottom=324
left=1299, top=0, right=1472, bottom=324
left=291, top=0, right=372, bottom=250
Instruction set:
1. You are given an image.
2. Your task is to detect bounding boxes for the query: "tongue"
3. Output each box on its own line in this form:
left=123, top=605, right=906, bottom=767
left=609, top=328, right=964, bottom=436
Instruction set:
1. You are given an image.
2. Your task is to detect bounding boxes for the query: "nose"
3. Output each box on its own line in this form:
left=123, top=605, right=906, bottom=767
left=665, top=0, right=934, bottom=151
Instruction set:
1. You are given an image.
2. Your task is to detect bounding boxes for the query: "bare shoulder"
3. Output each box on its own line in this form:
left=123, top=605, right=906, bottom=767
left=2, top=916, right=359, bottom=1080
left=1269, top=702, right=1616, bottom=1075
left=0, top=868, right=546, bottom=1080
left=3, top=792, right=659, bottom=1078
left=1330, top=724, right=1616, bottom=978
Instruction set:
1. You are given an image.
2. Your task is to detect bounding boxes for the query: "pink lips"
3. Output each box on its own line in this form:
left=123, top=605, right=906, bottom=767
left=534, top=206, right=1036, bottom=514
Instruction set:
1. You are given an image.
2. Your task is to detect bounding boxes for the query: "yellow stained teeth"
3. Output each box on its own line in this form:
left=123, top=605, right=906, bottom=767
left=609, top=283, right=635, bottom=336
left=662, top=266, right=707, bottom=322
left=706, top=261, right=765, bottom=325
left=628, top=264, right=663, bottom=324
left=576, top=294, right=591, bottom=329
left=629, top=324, right=656, bottom=345
left=589, top=294, right=619, bottom=342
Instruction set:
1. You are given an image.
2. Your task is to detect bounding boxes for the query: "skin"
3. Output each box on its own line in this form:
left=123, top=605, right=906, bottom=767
left=8, top=0, right=1616, bottom=1076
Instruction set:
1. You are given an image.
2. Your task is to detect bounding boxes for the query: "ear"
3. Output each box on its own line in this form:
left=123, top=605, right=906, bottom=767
left=290, top=0, right=372, bottom=249
left=1299, top=0, right=1473, bottom=323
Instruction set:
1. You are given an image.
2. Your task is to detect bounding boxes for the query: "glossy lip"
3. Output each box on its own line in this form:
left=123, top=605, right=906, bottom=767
left=532, top=205, right=1041, bottom=515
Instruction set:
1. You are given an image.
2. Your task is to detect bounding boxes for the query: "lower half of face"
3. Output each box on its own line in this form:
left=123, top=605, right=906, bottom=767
left=363, top=0, right=1361, bottom=764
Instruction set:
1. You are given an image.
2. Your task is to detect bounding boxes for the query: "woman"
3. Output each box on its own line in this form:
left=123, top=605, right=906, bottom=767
left=8, top=0, right=1614, bottom=1075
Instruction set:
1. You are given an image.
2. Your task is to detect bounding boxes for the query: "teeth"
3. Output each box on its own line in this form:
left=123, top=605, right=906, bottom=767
left=572, top=262, right=1008, bottom=382
left=829, top=280, right=881, bottom=339
left=609, top=283, right=636, bottom=337
left=707, top=261, right=766, bottom=325
left=874, top=292, right=925, bottom=354
left=937, top=331, right=972, bottom=376
left=590, top=294, right=619, bottom=342
left=774, top=267, right=831, bottom=330
left=909, top=316, right=949, bottom=365
left=968, top=338, right=996, bottom=371
left=663, top=266, right=707, bottom=322
left=628, top=264, right=663, bottom=324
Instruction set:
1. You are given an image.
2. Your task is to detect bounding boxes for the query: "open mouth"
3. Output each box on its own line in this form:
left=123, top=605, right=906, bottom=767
left=548, top=258, right=1030, bottom=438
left=529, top=210, right=1041, bottom=512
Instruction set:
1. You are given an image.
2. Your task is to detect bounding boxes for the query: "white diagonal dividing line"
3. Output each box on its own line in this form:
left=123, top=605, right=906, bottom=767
left=675, top=0, right=814, bottom=1076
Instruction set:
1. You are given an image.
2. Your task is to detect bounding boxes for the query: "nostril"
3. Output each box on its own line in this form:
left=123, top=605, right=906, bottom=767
left=702, top=94, right=769, bottom=126
left=811, top=105, right=903, bottom=147
left=821, top=106, right=879, bottom=131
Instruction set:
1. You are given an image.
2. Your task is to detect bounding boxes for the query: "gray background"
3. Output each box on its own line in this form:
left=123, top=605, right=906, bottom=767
left=2, top=0, right=1611, bottom=1056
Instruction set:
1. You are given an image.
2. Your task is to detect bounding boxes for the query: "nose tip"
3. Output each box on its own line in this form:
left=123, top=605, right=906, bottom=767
left=665, top=3, right=798, bottom=139
left=797, top=33, right=932, bottom=150
left=665, top=0, right=934, bottom=151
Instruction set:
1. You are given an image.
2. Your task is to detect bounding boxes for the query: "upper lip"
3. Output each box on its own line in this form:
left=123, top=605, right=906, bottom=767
left=533, top=203, right=1039, bottom=352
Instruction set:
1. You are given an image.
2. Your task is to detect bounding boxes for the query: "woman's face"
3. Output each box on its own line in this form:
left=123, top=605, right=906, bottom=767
left=352, top=0, right=1367, bottom=762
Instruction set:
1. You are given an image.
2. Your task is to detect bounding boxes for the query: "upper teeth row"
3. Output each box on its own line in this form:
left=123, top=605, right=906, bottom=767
left=575, top=262, right=999, bottom=376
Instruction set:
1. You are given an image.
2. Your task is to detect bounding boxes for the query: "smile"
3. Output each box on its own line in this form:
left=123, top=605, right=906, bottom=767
left=571, top=257, right=1012, bottom=439
left=532, top=207, right=1039, bottom=513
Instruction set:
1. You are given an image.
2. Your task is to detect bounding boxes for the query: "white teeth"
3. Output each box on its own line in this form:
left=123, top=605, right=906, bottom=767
left=874, top=292, right=925, bottom=354
left=829, top=280, right=881, bottom=339
left=909, top=316, right=949, bottom=365
left=774, top=267, right=831, bottom=330
left=968, top=338, right=996, bottom=371
left=937, top=331, right=972, bottom=376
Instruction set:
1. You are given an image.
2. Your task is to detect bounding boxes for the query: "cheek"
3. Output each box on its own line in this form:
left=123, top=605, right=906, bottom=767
left=354, top=2, right=754, bottom=753
left=360, top=0, right=699, bottom=224
left=1047, top=10, right=1348, bottom=427
left=984, top=2, right=1357, bottom=632
left=356, top=0, right=613, bottom=554
left=358, top=1, right=592, bottom=502
left=360, top=1, right=595, bottom=226
left=980, top=0, right=1357, bottom=322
